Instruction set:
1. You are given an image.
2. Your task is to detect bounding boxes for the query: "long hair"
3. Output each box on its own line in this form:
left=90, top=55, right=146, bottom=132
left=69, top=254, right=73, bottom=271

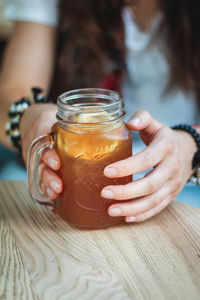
left=159, top=0, right=200, bottom=101
left=50, top=0, right=200, bottom=106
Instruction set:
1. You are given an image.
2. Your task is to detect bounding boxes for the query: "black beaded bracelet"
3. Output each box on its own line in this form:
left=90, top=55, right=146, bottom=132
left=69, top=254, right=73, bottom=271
left=171, top=124, right=200, bottom=170
left=6, top=87, right=51, bottom=152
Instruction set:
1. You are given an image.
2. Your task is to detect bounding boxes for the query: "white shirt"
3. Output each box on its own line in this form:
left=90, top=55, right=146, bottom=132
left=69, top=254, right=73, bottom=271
left=3, top=0, right=200, bottom=126
left=122, top=9, right=200, bottom=125
left=3, top=0, right=58, bottom=27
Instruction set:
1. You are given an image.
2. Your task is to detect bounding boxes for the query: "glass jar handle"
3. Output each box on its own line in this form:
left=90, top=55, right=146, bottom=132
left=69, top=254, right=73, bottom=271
left=27, top=134, right=55, bottom=206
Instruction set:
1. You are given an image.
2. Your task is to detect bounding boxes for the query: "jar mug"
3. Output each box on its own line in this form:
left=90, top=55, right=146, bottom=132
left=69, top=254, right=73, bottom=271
left=28, top=88, right=132, bottom=229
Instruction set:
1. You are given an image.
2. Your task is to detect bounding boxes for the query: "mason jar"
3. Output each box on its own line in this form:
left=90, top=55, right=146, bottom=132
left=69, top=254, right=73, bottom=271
left=28, top=88, right=132, bottom=229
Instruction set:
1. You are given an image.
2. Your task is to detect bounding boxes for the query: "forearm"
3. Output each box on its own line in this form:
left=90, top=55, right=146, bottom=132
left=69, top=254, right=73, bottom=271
left=0, top=21, right=56, bottom=150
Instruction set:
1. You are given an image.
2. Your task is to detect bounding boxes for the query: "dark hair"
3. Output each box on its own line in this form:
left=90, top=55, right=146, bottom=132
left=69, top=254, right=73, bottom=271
left=50, top=0, right=200, bottom=107
left=159, top=0, right=200, bottom=102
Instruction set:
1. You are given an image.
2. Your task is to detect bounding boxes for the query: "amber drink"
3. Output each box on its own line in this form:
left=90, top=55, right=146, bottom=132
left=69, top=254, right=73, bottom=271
left=28, top=89, right=132, bottom=229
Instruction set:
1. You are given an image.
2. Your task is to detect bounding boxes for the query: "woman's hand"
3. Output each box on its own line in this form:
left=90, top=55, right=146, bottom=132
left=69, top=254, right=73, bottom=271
left=102, top=110, right=197, bottom=223
left=20, top=103, right=63, bottom=200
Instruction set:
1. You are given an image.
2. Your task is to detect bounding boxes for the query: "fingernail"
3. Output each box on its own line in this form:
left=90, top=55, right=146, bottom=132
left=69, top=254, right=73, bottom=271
left=48, top=157, right=58, bottom=168
left=50, top=180, right=60, bottom=193
left=109, top=207, right=122, bottom=216
left=129, top=117, right=140, bottom=126
left=46, top=187, right=55, bottom=197
left=126, top=216, right=136, bottom=222
left=104, top=167, right=117, bottom=177
left=101, top=189, right=114, bottom=199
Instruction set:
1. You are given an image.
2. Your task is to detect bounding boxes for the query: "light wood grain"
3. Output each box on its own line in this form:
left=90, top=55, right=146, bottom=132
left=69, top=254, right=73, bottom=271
left=0, top=181, right=200, bottom=300
left=93, top=206, right=200, bottom=300
left=0, top=181, right=129, bottom=300
left=0, top=202, right=37, bottom=300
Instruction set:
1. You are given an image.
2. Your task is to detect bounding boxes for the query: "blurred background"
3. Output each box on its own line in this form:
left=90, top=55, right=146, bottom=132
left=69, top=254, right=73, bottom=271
left=0, top=0, right=26, bottom=179
left=0, top=0, right=13, bottom=53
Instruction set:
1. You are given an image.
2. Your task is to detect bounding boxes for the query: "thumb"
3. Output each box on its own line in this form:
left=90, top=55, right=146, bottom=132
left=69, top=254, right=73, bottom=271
left=127, top=110, right=163, bottom=137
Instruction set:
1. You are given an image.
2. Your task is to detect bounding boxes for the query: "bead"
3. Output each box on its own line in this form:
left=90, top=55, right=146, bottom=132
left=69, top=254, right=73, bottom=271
left=17, top=104, right=23, bottom=111
left=12, top=129, right=20, bottom=137
left=32, top=87, right=42, bottom=97
left=9, top=111, right=17, bottom=118
left=6, top=87, right=49, bottom=152
left=190, top=176, right=197, bottom=184
left=10, top=123, right=18, bottom=130
left=5, top=122, right=11, bottom=130
left=22, top=102, right=29, bottom=110
left=10, top=104, right=16, bottom=112
left=12, top=116, right=20, bottom=123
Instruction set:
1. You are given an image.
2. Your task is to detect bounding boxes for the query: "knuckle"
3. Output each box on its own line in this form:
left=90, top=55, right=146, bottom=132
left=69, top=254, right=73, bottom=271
left=117, top=184, right=133, bottom=200
left=120, top=185, right=129, bottom=199
left=144, top=152, right=153, bottom=169
left=152, top=195, right=161, bottom=207
left=135, top=213, right=146, bottom=222
left=121, top=205, right=133, bottom=216
left=172, top=158, right=180, bottom=173
left=146, top=178, right=157, bottom=194
left=140, top=110, right=151, bottom=120
left=165, top=140, right=174, bottom=155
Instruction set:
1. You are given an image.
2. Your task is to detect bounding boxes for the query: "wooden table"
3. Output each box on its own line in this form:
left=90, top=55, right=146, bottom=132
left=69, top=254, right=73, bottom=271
left=0, top=181, right=200, bottom=300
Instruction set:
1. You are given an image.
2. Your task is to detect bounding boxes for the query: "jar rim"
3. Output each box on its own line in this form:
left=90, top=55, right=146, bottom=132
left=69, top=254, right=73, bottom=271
left=57, top=88, right=123, bottom=111
left=56, top=88, right=125, bottom=128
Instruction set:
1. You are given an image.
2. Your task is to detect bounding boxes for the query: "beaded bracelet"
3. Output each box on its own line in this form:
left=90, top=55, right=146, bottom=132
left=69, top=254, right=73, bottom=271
left=5, top=87, right=50, bottom=152
left=171, top=124, right=200, bottom=185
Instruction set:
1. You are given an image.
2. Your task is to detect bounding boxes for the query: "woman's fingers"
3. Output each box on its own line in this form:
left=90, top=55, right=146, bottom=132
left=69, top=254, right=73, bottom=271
left=41, top=166, right=63, bottom=193
left=107, top=180, right=172, bottom=218
left=127, top=110, right=163, bottom=139
left=102, top=158, right=171, bottom=200
left=104, top=135, right=171, bottom=178
left=125, top=198, right=171, bottom=223
left=41, top=148, right=61, bottom=170
left=34, top=148, right=63, bottom=202
left=38, top=164, right=63, bottom=200
left=104, top=111, right=173, bottom=179
left=39, top=149, right=62, bottom=201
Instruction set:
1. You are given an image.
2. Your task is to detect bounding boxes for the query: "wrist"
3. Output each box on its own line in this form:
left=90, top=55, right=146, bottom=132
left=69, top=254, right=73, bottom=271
left=6, top=88, right=54, bottom=152
left=171, top=124, right=200, bottom=185
left=177, top=130, right=198, bottom=151
left=176, top=130, right=197, bottom=170
left=172, top=124, right=200, bottom=169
